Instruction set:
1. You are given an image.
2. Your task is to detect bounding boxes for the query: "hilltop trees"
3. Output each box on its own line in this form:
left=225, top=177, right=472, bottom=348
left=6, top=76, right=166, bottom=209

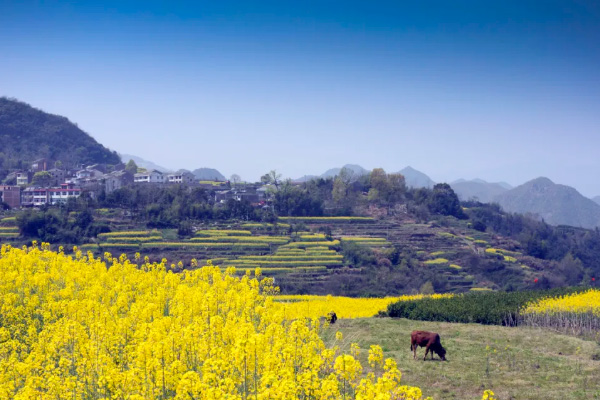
left=428, top=183, right=466, bottom=219
left=332, top=167, right=358, bottom=213
left=367, top=168, right=406, bottom=206
left=273, top=180, right=324, bottom=216
left=260, top=170, right=282, bottom=188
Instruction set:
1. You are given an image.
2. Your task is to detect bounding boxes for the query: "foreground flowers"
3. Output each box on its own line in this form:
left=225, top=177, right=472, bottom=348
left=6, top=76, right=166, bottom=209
left=0, top=244, right=429, bottom=399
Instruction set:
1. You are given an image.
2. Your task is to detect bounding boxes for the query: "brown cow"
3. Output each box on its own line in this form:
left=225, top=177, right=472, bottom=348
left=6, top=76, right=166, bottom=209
left=410, top=330, right=446, bottom=361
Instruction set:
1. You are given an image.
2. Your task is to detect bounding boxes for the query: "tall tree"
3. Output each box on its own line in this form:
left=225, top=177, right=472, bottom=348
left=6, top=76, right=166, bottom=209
left=260, top=170, right=282, bottom=189
left=125, top=159, right=138, bottom=174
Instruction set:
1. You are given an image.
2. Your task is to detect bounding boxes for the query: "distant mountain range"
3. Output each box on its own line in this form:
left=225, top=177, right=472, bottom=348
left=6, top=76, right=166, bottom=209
left=120, top=153, right=171, bottom=173
left=450, top=179, right=511, bottom=203
left=119, top=154, right=226, bottom=180
left=6, top=97, right=600, bottom=229
left=0, top=97, right=121, bottom=172
left=494, top=177, right=600, bottom=229
left=294, top=164, right=436, bottom=188
left=321, top=164, right=369, bottom=179
left=192, top=168, right=226, bottom=181
left=399, top=166, right=435, bottom=189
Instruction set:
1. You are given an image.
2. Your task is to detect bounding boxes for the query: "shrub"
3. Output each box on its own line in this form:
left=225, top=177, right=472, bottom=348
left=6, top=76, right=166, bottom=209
left=387, top=287, right=586, bottom=326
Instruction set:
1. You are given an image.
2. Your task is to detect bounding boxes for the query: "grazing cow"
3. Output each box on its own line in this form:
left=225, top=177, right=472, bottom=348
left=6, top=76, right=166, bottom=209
left=410, top=330, right=446, bottom=361
left=327, top=311, right=338, bottom=324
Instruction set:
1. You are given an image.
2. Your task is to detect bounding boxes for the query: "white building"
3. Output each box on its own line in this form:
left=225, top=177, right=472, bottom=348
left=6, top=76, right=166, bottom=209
left=76, top=168, right=103, bottom=180
left=16, top=172, right=30, bottom=186
left=167, top=172, right=196, bottom=185
left=49, top=185, right=82, bottom=205
left=21, top=188, right=49, bottom=207
left=134, top=170, right=166, bottom=184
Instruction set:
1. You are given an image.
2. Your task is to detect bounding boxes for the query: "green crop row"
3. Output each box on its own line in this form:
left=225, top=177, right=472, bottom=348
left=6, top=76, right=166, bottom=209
left=194, top=230, right=252, bottom=236
left=280, top=240, right=340, bottom=248
left=98, top=231, right=156, bottom=238
left=0, top=227, right=18, bottom=232
left=387, top=287, right=586, bottom=326
left=423, top=258, right=449, bottom=265
left=236, top=255, right=343, bottom=261
left=188, top=236, right=289, bottom=244
left=297, top=234, right=327, bottom=241
left=278, top=216, right=374, bottom=222
left=228, top=266, right=327, bottom=275
left=225, top=259, right=341, bottom=267
left=93, top=243, right=141, bottom=249
left=436, top=232, right=456, bottom=239
left=341, top=237, right=387, bottom=242
left=142, top=242, right=269, bottom=249
left=0, top=232, right=19, bottom=238
left=345, top=241, right=390, bottom=247
left=241, top=223, right=290, bottom=229
left=104, top=236, right=163, bottom=243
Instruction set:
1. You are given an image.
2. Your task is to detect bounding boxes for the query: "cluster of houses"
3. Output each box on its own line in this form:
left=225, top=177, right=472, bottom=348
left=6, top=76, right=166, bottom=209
left=0, top=158, right=273, bottom=209
left=0, top=159, right=134, bottom=208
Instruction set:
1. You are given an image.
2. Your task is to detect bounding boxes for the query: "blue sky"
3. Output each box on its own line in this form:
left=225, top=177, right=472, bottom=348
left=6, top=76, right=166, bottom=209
left=1, top=1, right=599, bottom=195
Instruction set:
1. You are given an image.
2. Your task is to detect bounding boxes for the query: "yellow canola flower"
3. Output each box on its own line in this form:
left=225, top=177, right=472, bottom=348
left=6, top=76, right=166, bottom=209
left=482, top=389, right=497, bottom=400
left=368, top=345, right=384, bottom=369
left=0, top=244, right=430, bottom=400
left=275, top=294, right=453, bottom=319
left=524, top=289, right=600, bottom=315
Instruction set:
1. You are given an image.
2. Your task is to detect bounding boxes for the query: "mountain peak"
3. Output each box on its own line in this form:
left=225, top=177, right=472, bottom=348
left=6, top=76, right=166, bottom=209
left=494, top=177, right=600, bottom=228
left=399, top=166, right=435, bottom=188
left=528, top=176, right=554, bottom=186
left=320, top=164, right=368, bottom=179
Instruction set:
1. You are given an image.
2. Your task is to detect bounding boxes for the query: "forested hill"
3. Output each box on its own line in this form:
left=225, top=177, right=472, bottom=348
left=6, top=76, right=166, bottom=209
left=0, top=97, right=120, bottom=173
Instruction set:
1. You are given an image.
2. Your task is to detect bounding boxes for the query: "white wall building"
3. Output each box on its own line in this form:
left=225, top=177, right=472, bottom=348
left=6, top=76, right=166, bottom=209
left=134, top=170, right=165, bottom=183
left=49, top=187, right=82, bottom=205
left=167, top=172, right=195, bottom=185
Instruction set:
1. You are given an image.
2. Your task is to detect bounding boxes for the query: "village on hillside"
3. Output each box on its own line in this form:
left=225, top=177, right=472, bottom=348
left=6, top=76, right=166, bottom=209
left=0, top=158, right=273, bottom=209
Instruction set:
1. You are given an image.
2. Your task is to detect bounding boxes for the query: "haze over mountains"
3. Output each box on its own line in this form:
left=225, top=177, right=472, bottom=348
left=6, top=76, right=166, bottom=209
left=493, top=177, right=600, bottom=229
left=4, top=97, right=600, bottom=229
left=119, top=153, right=171, bottom=173
left=119, top=153, right=227, bottom=181
left=450, top=179, right=512, bottom=203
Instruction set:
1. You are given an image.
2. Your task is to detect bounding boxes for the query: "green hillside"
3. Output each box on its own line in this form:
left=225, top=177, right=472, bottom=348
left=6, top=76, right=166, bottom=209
left=0, top=97, right=120, bottom=174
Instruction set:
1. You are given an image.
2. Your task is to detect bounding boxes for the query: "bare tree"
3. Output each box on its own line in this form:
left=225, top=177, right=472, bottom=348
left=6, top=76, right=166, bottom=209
left=230, top=174, right=242, bottom=185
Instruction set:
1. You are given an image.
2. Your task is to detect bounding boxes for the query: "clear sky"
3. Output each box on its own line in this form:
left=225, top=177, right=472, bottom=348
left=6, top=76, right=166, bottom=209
left=1, top=1, right=599, bottom=195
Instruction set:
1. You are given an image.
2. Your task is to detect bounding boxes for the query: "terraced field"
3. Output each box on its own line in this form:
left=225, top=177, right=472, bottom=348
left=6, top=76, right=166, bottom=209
left=0, top=206, right=540, bottom=294
left=0, top=217, right=19, bottom=240
left=78, top=221, right=402, bottom=286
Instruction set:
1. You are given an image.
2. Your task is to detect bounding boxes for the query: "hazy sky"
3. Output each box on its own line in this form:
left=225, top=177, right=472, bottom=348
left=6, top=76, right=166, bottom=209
left=1, top=1, right=599, bottom=195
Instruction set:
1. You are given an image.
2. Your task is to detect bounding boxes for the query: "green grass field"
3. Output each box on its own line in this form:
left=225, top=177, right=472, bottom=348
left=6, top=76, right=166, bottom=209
left=322, top=318, right=600, bottom=400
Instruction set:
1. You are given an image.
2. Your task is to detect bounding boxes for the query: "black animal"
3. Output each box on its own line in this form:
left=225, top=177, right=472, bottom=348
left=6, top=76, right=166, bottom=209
left=327, top=311, right=338, bottom=324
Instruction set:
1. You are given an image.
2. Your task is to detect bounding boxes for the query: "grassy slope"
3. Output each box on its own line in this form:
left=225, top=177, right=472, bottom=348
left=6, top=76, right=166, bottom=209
left=322, top=318, right=600, bottom=400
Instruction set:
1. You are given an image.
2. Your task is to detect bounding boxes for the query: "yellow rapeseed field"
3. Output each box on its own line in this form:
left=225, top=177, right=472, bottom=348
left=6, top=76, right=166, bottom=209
left=0, top=243, right=496, bottom=399
left=275, top=294, right=453, bottom=320
left=522, top=289, right=600, bottom=336
left=0, top=243, right=431, bottom=399
left=524, top=289, right=600, bottom=315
